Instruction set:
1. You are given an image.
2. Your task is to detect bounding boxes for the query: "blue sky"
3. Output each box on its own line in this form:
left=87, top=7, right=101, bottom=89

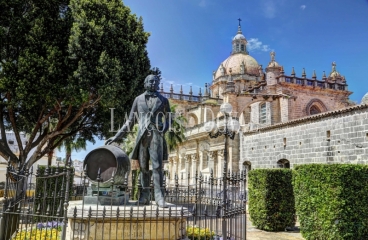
left=60, top=0, right=368, bottom=161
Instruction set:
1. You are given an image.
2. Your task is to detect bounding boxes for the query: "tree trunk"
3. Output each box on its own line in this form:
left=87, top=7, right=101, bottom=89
left=48, top=150, right=53, bottom=166
left=2, top=177, right=25, bottom=240
left=65, top=152, right=71, bottom=163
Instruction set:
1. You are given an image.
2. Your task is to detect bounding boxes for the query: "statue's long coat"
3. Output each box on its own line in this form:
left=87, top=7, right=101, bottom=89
left=119, top=92, right=170, bottom=162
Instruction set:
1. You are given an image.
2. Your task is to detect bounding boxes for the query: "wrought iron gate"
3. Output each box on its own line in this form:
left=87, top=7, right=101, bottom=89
left=0, top=160, right=247, bottom=240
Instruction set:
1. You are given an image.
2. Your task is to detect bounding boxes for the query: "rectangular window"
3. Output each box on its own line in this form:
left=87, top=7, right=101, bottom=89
left=240, top=45, right=245, bottom=51
left=259, top=103, right=267, bottom=124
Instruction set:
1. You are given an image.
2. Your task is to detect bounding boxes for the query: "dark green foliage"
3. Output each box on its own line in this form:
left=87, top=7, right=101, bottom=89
left=248, top=169, right=296, bottom=231
left=0, top=0, right=152, bottom=167
left=293, top=164, right=368, bottom=240
left=34, top=165, right=74, bottom=220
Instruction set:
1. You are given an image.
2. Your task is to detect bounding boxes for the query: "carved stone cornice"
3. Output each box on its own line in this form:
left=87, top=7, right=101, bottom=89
left=217, top=149, right=224, bottom=158
left=208, top=151, right=217, bottom=161
left=171, top=156, right=178, bottom=163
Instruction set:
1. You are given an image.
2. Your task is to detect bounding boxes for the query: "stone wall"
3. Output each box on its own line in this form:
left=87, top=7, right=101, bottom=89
left=240, top=104, right=368, bottom=169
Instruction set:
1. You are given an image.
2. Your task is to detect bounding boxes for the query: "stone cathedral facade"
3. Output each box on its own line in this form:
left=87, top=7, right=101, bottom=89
left=161, top=24, right=367, bottom=183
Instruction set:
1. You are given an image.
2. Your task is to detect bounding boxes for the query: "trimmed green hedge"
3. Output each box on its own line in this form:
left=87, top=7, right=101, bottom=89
left=293, top=164, right=368, bottom=240
left=248, top=169, right=296, bottom=231
left=34, top=165, right=74, bottom=219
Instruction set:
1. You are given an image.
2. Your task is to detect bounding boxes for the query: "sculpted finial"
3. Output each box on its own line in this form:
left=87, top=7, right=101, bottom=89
left=270, top=51, right=275, bottom=62
left=332, top=61, right=336, bottom=72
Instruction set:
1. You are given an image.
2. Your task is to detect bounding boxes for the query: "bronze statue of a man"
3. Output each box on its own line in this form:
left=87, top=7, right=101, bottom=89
left=106, top=75, right=171, bottom=208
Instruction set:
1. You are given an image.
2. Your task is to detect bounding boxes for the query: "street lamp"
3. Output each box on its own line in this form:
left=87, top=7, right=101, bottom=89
left=204, top=102, right=240, bottom=239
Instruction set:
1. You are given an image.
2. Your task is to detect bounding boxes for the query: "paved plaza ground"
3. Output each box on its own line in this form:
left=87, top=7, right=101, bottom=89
left=246, top=213, right=303, bottom=240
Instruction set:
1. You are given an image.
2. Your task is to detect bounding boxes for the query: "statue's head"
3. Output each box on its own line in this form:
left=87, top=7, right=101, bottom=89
left=144, top=75, right=160, bottom=92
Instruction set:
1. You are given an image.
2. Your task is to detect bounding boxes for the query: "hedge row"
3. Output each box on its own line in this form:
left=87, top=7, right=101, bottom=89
left=293, top=164, right=368, bottom=240
left=248, top=169, right=296, bottom=231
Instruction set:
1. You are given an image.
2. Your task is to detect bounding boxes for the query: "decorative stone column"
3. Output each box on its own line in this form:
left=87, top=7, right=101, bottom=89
left=171, top=156, right=178, bottom=186
left=178, top=154, right=185, bottom=185
left=184, top=154, right=190, bottom=184
left=208, top=151, right=217, bottom=173
left=190, top=153, right=198, bottom=184
left=217, top=150, right=224, bottom=179
left=199, top=142, right=210, bottom=171
left=199, top=151, right=204, bottom=171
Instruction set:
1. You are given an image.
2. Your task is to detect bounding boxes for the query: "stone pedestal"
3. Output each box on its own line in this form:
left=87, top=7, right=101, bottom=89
left=67, top=201, right=190, bottom=240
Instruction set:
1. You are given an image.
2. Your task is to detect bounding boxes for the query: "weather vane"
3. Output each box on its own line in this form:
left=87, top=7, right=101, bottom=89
left=238, top=18, right=242, bottom=27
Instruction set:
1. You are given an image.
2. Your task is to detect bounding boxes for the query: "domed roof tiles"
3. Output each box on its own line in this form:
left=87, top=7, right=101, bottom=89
left=214, top=53, right=260, bottom=79
left=329, top=62, right=342, bottom=79
left=361, top=92, right=368, bottom=105
left=233, top=33, right=246, bottom=41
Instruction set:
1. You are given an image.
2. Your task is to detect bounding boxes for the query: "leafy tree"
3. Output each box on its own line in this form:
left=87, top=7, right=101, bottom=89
left=0, top=0, right=152, bottom=168
left=150, top=67, right=162, bottom=81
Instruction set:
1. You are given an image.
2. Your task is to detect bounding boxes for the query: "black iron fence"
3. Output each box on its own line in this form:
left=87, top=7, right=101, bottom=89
left=0, top=161, right=247, bottom=240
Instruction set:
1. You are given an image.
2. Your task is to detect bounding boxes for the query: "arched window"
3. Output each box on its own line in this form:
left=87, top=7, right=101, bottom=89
left=277, top=159, right=290, bottom=168
left=306, top=99, right=327, bottom=116
left=243, top=161, right=251, bottom=172
left=187, top=113, right=198, bottom=127
left=259, top=103, right=267, bottom=124
left=309, top=105, right=321, bottom=115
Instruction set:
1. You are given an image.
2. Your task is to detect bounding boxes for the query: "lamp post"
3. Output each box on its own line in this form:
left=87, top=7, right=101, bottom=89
left=204, top=102, right=240, bottom=239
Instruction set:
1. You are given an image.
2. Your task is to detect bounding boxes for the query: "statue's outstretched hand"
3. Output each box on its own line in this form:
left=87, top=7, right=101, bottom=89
left=105, top=136, right=117, bottom=145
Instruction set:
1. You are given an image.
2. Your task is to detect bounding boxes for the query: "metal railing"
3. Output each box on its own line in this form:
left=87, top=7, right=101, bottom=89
left=0, top=161, right=247, bottom=240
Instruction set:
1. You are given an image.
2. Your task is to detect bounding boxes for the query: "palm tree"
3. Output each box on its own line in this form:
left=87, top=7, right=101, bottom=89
left=121, top=124, right=138, bottom=156
left=58, top=136, right=87, bottom=163
left=120, top=124, right=139, bottom=199
left=165, top=104, right=187, bottom=153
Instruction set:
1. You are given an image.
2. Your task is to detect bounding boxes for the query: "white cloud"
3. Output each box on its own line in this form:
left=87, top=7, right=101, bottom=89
left=247, top=38, right=271, bottom=52
left=300, top=5, right=306, bottom=10
left=262, top=45, right=271, bottom=52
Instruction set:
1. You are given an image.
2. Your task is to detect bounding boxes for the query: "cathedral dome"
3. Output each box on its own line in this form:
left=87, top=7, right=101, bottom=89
left=329, top=71, right=341, bottom=78
left=267, top=61, right=280, bottom=68
left=214, top=53, right=260, bottom=79
left=329, top=62, right=341, bottom=79
left=233, top=33, right=246, bottom=41
left=361, top=92, right=368, bottom=105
